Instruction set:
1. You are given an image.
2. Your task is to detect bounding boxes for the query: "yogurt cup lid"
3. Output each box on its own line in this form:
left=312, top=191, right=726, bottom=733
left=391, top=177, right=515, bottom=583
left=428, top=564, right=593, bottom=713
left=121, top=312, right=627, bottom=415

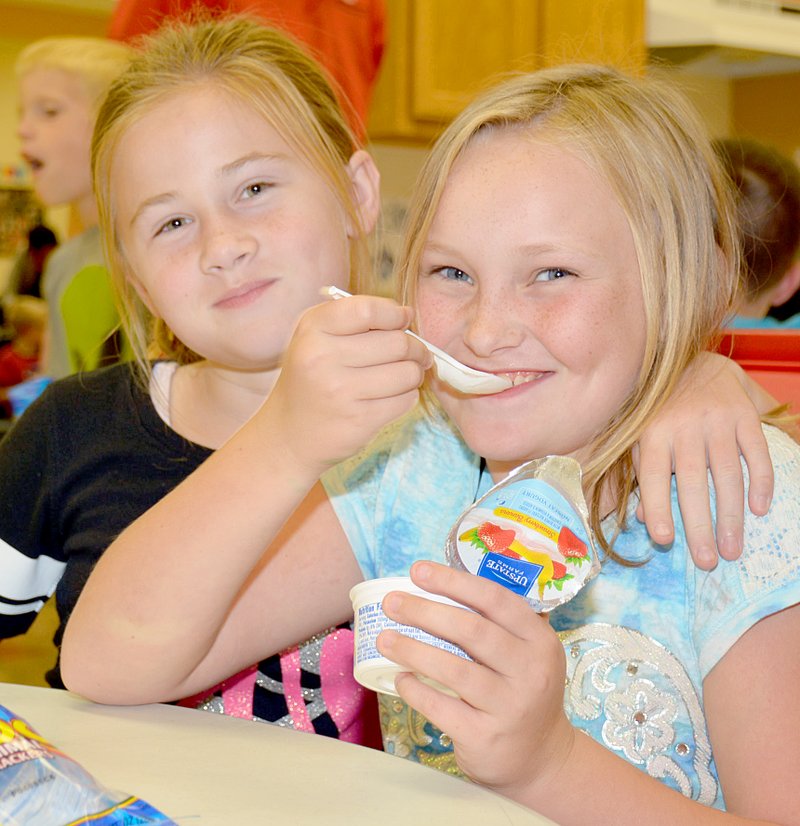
left=445, top=455, right=598, bottom=612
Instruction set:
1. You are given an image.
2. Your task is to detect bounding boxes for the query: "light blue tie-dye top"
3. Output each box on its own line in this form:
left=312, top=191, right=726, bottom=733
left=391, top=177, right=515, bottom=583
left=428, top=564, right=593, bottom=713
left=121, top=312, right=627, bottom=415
left=322, top=406, right=800, bottom=808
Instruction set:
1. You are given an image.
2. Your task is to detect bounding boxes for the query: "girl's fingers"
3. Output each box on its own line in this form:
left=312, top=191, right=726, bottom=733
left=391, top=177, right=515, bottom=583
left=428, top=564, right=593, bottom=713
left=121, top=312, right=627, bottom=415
left=736, top=419, right=774, bottom=516
left=378, top=625, right=500, bottom=711
left=380, top=563, right=551, bottom=685
left=671, top=427, right=717, bottom=570
left=705, top=426, right=746, bottom=562
left=392, top=669, right=483, bottom=745
left=410, top=561, right=541, bottom=645
left=632, top=439, right=676, bottom=545
left=330, top=328, right=430, bottom=371
left=312, top=293, right=413, bottom=335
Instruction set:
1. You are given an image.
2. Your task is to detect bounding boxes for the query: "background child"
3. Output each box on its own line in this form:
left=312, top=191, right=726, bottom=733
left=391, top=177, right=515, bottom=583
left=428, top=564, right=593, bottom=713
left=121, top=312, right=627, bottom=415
left=714, top=137, right=800, bottom=328
left=0, top=296, right=47, bottom=418
left=15, top=36, right=134, bottom=378
left=1, top=16, right=387, bottom=745
left=4, top=223, right=58, bottom=301
left=63, top=59, right=796, bottom=824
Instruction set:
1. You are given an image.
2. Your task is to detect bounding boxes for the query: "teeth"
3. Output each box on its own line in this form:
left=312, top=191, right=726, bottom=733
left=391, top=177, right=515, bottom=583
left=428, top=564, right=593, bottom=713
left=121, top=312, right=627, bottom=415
left=508, top=372, right=543, bottom=387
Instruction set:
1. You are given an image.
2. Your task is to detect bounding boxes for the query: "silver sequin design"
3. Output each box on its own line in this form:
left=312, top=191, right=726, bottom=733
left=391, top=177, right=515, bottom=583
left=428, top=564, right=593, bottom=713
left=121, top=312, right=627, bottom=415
left=256, top=630, right=330, bottom=728
left=560, top=623, right=718, bottom=804
left=197, top=628, right=336, bottom=728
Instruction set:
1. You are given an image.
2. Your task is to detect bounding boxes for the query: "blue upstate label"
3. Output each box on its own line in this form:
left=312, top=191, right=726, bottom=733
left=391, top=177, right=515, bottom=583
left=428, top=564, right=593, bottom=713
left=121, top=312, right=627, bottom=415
left=477, top=553, right=543, bottom=597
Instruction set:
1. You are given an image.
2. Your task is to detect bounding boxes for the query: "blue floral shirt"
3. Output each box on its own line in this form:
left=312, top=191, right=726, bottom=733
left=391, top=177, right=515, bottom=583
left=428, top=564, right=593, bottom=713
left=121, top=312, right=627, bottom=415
left=323, top=407, right=800, bottom=808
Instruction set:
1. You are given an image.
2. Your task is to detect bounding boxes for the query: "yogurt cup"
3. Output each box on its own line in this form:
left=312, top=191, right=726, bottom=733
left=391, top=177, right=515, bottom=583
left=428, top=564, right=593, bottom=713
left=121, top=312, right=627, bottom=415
left=349, top=577, right=472, bottom=697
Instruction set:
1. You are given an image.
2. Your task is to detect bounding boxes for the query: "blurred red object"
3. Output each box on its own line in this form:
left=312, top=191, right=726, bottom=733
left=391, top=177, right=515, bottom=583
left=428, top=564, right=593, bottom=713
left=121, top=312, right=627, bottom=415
left=717, top=329, right=800, bottom=410
left=107, top=0, right=386, bottom=139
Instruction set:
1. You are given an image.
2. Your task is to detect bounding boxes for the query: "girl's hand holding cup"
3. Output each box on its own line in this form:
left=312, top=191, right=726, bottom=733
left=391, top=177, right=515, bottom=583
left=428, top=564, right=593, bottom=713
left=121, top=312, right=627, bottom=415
left=377, top=561, right=574, bottom=800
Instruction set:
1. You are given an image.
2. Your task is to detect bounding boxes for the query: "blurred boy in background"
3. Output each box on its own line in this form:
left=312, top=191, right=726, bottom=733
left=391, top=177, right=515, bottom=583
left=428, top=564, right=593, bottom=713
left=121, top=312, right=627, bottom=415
left=715, top=138, right=800, bottom=328
left=15, top=37, right=134, bottom=378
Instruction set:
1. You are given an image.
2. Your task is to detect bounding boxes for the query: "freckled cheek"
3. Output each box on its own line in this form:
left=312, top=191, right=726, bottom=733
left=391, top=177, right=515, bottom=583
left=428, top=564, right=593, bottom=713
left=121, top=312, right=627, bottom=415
left=416, top=291, right=459, bottom=344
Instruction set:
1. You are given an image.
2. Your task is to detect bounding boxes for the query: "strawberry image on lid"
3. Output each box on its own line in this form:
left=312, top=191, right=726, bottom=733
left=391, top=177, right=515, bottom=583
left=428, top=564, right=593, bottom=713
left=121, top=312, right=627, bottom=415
left=446, top=456, right=598, bottom=611
left=558, top=526, right=590, bottom=564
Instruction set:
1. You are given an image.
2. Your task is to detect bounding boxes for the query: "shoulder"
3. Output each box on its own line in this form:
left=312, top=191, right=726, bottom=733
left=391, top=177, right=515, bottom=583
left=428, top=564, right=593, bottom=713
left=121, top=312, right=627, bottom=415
left=322, top=404, right=482, bottom=577
left=691, top=425, right=800, bottom=673
left=9, top=364, right=143, bottom=449
left=39, top=362, right=139, bottom=406
left=738, top=425, right=800, bottom=558
left=46, top=227, right=104, bottom=272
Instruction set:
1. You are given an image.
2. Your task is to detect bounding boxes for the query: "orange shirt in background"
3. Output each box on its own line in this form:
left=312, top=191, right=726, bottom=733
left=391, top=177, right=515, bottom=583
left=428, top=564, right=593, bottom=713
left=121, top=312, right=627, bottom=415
left=107, top=0, right=386, bottom=139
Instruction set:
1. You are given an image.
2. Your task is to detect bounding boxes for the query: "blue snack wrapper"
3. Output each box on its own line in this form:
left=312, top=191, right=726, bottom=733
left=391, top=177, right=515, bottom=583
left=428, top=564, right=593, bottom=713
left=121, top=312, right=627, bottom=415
left=0, top=704, right=176, bottom=825
left=7, top=376, right=52, bottom=418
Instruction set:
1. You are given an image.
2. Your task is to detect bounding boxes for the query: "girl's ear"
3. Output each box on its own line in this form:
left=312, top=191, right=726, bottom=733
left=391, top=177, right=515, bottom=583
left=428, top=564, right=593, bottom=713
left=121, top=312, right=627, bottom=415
left=770, top=261, right=800, bottom=308
left=346, top=149, right=381, bottom=236
left=126, top=268, right=156, bottom=315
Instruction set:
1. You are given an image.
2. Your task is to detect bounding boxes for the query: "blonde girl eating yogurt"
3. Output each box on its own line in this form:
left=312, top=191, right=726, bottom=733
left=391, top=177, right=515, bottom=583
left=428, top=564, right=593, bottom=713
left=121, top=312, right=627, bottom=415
left=63, top=56, right=797, bottom=826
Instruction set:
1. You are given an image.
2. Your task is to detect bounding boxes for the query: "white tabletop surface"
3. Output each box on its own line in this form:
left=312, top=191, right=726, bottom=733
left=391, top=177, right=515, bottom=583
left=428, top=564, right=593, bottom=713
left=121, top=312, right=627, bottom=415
left=0, top=681, right=557, bottom=825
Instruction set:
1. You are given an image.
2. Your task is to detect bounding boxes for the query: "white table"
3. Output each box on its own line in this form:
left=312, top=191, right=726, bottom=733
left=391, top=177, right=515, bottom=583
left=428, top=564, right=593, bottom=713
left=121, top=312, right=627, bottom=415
left=0, top=682, right=557, bottom=825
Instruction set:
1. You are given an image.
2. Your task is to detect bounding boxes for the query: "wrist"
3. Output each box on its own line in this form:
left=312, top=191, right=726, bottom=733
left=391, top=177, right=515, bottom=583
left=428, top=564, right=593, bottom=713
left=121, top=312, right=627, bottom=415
left=490, top=716, right=579, bottom=810
left=243, top=396, right=332, bottom=487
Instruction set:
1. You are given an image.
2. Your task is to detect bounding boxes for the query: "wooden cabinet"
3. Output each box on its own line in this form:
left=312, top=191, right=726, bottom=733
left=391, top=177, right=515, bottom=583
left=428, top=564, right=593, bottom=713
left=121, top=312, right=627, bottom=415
left=367, top=0, right=645, bottom=143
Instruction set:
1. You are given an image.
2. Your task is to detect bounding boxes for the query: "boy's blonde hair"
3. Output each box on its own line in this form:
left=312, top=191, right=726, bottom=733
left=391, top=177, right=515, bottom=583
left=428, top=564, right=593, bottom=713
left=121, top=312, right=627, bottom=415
left=15, top=37, right=135, bottom=111
left=395, top=65, right=741, bottom=556
left=92, top=15, right=374, bottom=378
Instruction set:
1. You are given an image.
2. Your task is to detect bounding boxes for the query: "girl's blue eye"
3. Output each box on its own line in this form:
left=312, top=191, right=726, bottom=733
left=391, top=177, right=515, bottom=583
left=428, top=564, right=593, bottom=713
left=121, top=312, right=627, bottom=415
left=436, top=266, right=473, bottom=284
left=534, top=267, right=572, bottom=282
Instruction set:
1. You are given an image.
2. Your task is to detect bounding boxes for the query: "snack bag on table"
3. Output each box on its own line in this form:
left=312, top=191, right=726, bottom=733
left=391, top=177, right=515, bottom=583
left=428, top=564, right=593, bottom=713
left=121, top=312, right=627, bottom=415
left=0, top=704, right=175, bottom=825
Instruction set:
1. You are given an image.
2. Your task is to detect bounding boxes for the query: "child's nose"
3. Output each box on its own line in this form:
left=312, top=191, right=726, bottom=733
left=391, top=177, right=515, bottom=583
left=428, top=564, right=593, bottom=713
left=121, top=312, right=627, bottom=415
left=16, top=115, right=32, bottom=141
left=199, top=225, right=257, bottom=273
left=462, top=290, right=525, bottom=356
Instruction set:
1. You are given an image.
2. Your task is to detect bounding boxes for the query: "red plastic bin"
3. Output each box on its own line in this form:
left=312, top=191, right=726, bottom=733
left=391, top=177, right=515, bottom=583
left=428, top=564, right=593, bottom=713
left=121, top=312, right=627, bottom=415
left=716, top=329, right=800, bottom=410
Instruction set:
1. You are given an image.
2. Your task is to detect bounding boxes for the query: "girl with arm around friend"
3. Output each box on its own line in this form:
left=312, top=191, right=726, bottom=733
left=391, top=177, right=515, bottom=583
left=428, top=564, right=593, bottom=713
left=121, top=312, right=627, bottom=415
left=1, top=16, right=393, bottom=742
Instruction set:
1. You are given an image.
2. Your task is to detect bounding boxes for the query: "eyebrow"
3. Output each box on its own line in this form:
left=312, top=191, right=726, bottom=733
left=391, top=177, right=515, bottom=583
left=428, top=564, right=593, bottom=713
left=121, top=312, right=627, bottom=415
left=219, top=151, right=285, bottom=177
left=128, top=192, right=177, bottom=230
left=127, top=152, right=287, bottom=229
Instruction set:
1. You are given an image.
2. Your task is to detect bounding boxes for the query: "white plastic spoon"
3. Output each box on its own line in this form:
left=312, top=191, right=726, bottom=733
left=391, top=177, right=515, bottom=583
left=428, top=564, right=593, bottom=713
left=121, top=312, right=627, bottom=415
left=323, top=286, right=513, bottom=395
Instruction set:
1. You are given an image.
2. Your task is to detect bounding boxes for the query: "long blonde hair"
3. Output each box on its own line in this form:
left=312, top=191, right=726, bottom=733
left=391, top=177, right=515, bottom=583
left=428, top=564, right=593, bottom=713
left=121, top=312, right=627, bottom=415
left=395, top=65, right=741, bottom=556
left=92, top=15, right=374, bottom=378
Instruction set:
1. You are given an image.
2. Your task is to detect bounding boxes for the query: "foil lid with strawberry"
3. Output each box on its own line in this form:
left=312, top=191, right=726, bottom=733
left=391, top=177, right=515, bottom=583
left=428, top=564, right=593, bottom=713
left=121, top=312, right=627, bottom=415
left=445, top=455, right=599, bottom=612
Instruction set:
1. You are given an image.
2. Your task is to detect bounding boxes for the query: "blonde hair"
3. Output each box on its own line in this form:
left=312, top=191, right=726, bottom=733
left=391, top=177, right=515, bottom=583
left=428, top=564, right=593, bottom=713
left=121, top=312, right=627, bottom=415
left=15, top=37, right=135, bottom=111
left=5, top=296, right=47, bottom=334
left=92, top=15, right=374, bottom=378
left=395, top=65, right=741, bottom=557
